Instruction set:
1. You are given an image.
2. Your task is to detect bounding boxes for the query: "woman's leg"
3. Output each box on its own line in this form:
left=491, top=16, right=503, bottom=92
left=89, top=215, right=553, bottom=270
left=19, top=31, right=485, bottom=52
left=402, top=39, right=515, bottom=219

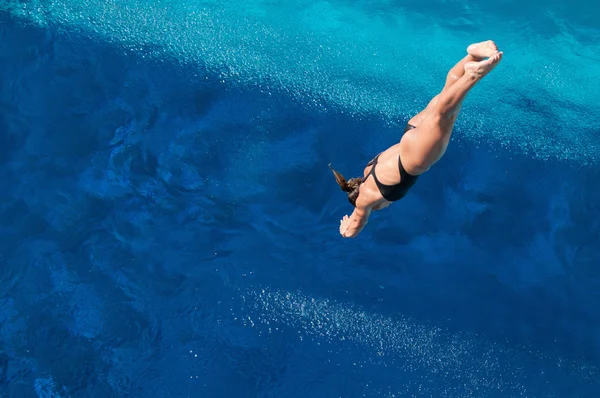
left=400, top=51, right=503, bottom=174
left=408, top=40, right=498, bottom=126
left=442, top=41, right=497, bottom=91
left=435, top=51, right=503, bottom=121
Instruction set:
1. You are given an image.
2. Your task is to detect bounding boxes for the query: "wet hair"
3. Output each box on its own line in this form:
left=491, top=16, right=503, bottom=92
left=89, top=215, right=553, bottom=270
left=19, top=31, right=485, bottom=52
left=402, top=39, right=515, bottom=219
left=329, top=163, right=363, bottom=207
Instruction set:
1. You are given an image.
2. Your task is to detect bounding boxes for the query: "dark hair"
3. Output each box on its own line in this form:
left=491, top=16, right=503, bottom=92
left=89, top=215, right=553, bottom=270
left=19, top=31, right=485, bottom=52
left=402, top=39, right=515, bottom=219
left=329, top=163, right=363, bottom=207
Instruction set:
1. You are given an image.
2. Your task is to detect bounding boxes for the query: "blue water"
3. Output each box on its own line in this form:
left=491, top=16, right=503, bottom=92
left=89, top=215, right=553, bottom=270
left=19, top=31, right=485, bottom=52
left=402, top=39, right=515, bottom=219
left=1, top=0, right=600, bottom=396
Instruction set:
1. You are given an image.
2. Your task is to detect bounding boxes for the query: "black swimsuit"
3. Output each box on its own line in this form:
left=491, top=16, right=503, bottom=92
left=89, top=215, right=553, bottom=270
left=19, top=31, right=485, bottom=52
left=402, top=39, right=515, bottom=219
left=365, top=123, right=419, bottom=202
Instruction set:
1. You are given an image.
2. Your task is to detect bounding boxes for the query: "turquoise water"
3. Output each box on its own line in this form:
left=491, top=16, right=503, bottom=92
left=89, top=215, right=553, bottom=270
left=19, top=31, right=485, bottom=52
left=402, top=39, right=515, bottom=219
left=1, top=0, right=600, bottom=397
left=4, top=0, right=600, bottom=162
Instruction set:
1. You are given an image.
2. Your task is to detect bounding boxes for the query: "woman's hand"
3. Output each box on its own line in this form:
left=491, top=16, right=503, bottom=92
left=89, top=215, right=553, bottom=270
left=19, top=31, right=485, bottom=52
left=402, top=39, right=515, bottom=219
left=339, top=215, right=352, bottom=237
left=339, top=205, right=371, bottom=238
left=339, top=213, right=366, bottom=238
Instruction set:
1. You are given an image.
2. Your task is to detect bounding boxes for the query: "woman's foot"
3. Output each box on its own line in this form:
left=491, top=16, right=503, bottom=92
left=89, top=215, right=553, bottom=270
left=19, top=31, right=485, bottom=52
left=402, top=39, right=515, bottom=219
left=467, top=40, right=498, bottom=59
left=464, top=51, right=503, bottom=78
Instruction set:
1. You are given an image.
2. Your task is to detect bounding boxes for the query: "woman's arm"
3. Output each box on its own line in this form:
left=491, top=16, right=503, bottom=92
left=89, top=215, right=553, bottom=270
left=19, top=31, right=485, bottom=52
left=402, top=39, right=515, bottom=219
left=339, top=205, right=371, bottom=238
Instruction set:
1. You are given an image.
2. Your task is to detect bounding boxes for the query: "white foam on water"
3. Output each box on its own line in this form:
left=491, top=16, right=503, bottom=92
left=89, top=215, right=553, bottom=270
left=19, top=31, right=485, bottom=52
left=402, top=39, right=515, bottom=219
left=3, top=0, right=600, bottom=163
left=242, top=288, right=599, bottom=396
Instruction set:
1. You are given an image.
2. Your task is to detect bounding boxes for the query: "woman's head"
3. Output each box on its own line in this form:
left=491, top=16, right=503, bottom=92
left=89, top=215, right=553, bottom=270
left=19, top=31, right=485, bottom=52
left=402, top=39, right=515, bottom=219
left=329, top=163, right=363, bottom=207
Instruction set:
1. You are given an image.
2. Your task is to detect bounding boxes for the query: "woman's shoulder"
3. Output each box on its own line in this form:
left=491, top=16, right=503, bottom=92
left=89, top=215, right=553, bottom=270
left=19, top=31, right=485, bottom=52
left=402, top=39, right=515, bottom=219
left=358, top=175, right=383, bottom=204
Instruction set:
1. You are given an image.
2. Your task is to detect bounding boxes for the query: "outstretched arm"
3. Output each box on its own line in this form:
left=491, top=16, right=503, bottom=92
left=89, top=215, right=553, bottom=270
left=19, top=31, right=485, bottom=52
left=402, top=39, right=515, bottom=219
left=339, top=205, right=371, bottom=238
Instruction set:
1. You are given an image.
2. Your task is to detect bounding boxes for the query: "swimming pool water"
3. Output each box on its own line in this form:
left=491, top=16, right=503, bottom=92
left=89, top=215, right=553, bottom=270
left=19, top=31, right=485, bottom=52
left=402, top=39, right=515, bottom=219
left=1, top=0, right=600, bottom=397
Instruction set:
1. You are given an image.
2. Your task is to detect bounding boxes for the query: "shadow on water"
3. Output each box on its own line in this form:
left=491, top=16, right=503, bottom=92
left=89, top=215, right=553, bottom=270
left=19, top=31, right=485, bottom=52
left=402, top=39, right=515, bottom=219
left=1, top=9, right=600, bottom=397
